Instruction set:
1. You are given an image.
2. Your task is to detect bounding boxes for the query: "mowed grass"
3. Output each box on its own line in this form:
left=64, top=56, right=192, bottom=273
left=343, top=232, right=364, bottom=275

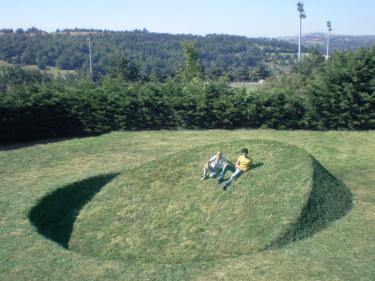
left=0, top=130, right=374, bottom=281
left=69, top=141, right=314, bottom=263
left=0, top=60, right=77, bottom=77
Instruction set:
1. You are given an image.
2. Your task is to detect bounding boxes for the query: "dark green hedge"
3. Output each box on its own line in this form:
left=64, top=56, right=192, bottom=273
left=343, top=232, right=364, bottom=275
left=1, top=47, right=374, bottom=144
left=0, top=79, right=308, bottom=143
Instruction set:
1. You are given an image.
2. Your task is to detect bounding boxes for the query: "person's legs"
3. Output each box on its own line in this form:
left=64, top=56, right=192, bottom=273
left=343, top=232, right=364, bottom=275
left=222, top=168, right=243, bottom=189
left=201, top=164, right=209, bottom=181
left=209, top=168, right=219, bottom=178
left=202, top=164, right=209, bottom=177
left=201, top=165, right=215, bottom=181
left=218, top=163, right=236, bottom=183
left=217, top=163, right=227, bottom=181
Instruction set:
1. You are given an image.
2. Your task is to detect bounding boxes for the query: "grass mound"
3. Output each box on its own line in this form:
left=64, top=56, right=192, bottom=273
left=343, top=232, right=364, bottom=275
left=3, top=131, right=366, bottom=281
left=68, top=140, right=316, bottom=263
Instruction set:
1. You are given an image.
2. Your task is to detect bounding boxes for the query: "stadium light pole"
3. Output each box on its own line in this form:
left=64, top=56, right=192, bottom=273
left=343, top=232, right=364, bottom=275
left=326, top=21, right=333, bottom=60
left=87, top=37, right=93, bottom=81
left=297, top=1, right=306, bottom=62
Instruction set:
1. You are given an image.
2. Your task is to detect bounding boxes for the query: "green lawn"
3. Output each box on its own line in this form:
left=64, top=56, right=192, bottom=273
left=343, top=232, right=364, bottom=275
left=0, top=130, right=374, bottom=280
left=23, top=64, right=77, bottom=77
left=0, top=60, right=12, bottom=66
left=69, top=140, right=317, bottom=264
left=0, top=61, right=77, bottom=77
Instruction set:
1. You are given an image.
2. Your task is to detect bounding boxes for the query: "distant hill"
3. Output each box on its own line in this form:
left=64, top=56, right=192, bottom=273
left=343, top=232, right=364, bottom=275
left=280, top=33, right=375, bottom=51
left=0, top=28, right=299, bottom=81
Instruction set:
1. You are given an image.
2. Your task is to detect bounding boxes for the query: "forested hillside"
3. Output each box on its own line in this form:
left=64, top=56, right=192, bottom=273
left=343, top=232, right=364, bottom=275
left=0, top=28, right=299, bottom=81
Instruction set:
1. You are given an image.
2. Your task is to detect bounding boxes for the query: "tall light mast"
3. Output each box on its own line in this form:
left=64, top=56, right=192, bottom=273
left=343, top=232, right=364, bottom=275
left=326, top=21, right=333, bottom=60
left=297, top=1, right=306, bottom=62
left=87, top=37, right=93, bottom=81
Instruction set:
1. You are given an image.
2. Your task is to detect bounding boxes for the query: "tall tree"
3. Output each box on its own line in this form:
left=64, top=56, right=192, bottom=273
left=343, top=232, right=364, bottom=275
left=180, top=41, right=204, bottom=81
left=107, top=55, right=145, bottom=81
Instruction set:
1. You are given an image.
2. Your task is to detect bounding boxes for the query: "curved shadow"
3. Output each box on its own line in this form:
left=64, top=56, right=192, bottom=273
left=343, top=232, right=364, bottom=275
left=28, top=157, right=352, bottom=255
left=267, top=159, right=353, bottom=248
left=29, top=173, right=119, bottom=248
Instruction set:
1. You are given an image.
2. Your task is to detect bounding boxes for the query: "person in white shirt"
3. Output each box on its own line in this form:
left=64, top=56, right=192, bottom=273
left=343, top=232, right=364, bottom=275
left=200, top=151, right=232, bottom=182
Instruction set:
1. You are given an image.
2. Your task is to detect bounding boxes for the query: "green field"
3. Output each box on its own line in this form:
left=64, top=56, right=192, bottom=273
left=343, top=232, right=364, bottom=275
left=1, top=130, right=374, bottom=280
left=0, top=60, right=77, bottom=77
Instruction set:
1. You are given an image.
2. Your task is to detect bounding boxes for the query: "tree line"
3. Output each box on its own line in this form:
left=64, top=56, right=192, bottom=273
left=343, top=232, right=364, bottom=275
left=1, top=44, right=374, bottom=144
left=0, top=29, right=299, bottom=81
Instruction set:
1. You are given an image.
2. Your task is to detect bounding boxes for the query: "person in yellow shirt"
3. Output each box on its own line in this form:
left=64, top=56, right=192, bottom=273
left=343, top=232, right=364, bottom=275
left=218, top=147, right=253, bottom=190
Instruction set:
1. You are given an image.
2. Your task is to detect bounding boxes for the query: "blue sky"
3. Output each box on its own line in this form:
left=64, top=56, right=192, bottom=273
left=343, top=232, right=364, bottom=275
left=2, top=0, right=374, bottom=37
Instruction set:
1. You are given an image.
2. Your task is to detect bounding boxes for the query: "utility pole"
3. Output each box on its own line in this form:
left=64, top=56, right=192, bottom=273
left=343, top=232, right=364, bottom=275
left=326, top=21, right=332, bottom=60
left=297, top=1, right=306, bottom=63
left=87, top=37, right=93, bottom=81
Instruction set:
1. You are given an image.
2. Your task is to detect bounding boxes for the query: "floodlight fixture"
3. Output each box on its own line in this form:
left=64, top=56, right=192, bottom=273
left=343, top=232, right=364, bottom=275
left=327, top=21, right=332, bottom=32
left=87, top=37, right=93, bottom=81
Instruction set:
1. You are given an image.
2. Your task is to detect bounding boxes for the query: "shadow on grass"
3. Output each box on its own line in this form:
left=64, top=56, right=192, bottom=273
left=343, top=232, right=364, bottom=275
left=0, top=136, right=81, bottom=151
left=267, top=160, right=353, bottom=249
left=29, top=173, right=119, bottom=248
left=0, top=132, right=110, bottom=151
left=251, top=162, right=264, bottom=169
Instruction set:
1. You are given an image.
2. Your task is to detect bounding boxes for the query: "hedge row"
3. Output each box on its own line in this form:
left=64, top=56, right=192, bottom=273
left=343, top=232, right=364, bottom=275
left=1, top=47, right=374, bottom=144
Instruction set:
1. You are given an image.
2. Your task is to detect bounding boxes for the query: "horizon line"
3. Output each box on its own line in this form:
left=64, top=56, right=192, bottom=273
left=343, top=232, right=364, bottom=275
left=1, top=27, right=375, bottom=39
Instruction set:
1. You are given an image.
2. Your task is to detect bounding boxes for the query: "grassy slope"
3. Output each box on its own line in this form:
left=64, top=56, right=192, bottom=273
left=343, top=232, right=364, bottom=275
left=0, top=60, right=77, bottom=77
left=69, top=140, right=313, bottom=264
left=0, top=130, right=374, bottom=281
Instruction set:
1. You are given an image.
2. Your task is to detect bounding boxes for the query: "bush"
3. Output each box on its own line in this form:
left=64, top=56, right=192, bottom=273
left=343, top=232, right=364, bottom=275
left=307, top=47, right=375, bottom=129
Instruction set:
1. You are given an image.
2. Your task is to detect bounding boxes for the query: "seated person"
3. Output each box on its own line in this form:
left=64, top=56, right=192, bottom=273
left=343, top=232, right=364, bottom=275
left=200, top=151, right=231, bottom=182
left=218, top=147, right=253, bottom=190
